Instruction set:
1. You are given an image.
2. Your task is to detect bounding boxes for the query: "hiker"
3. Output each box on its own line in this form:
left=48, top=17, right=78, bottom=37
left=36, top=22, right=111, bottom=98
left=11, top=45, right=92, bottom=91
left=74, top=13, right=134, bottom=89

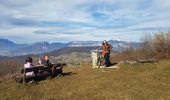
left=100, top=40, right=113, bottom=67
left=24, top=57, right=34, bottom=76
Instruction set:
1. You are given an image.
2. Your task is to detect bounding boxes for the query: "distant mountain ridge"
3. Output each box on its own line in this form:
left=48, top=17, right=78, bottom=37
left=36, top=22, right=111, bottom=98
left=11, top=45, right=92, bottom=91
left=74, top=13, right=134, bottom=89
left=0, top=38, right=69, bottom=56
left=8, top=42, right=68, bottom=56
left=46, top=46, right=99, bottom=57
left=0, top=38, right=27, bottom=54
left=0, top=38, right=141, bottom=56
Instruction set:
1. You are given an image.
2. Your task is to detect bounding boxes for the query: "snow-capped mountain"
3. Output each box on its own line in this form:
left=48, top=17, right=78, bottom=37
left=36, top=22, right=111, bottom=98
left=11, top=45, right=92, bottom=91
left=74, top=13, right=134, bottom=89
left=0, top=38, right=141, bottom=56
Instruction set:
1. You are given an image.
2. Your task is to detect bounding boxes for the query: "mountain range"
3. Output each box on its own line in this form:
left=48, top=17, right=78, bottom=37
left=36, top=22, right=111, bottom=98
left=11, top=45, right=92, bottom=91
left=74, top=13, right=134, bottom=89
left=0, top=38, right=141, bottom=56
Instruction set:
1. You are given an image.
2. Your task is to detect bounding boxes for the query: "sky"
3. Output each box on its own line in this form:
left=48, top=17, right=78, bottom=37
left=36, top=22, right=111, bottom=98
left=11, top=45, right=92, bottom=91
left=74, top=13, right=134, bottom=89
left=0, top=0, right=170, bottom=43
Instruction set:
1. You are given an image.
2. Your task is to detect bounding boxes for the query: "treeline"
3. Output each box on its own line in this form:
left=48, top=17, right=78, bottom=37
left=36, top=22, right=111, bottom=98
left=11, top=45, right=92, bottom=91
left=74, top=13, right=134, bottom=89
left=111, top=31, right=170, bottom=62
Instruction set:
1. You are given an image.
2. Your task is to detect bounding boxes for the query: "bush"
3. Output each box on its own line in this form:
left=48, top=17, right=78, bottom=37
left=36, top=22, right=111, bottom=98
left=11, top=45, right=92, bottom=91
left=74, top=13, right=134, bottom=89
left=111, top=31, right=170, bottom=62
left=152, top=32, right=170, bottom=59
left=0, top=60, right=21, bottom=79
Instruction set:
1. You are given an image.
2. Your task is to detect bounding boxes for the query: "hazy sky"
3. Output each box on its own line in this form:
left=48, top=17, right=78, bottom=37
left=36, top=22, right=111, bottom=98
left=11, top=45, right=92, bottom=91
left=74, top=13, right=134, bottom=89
left=0, top=0, right=170, bottom=43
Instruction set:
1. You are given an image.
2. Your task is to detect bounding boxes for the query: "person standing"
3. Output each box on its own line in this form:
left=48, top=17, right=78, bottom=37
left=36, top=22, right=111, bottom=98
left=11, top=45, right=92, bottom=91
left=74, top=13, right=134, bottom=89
left=100, top=40, right=113, bottom=67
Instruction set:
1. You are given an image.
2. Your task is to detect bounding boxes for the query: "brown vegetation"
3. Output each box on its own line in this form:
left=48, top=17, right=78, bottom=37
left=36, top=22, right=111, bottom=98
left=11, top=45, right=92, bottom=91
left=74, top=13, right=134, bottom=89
left=0, top=60, right=21, bottom=80
left=111, top=31, right=170, bottom=62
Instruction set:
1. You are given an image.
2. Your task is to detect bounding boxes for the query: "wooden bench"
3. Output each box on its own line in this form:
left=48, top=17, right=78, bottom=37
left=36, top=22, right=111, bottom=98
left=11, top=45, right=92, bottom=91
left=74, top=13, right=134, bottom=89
left=15, top=63, right=65, bottom=84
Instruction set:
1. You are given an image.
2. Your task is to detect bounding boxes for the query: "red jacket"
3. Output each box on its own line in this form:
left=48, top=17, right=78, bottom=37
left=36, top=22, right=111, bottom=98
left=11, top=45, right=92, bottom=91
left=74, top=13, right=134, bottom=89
left=101, top=44, right=112, bottom=56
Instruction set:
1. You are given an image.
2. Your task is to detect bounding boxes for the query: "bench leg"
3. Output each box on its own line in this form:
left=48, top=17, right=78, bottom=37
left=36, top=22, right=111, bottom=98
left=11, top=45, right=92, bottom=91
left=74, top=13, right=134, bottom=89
left=23, top=69, right=26, bottom=85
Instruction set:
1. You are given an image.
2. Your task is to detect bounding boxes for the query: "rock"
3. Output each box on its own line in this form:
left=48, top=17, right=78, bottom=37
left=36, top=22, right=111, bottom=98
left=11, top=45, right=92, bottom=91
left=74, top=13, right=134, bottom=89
left=137, top=59, right=158, bottom=63
left=125, top=61, right=137, bottom=64
left=98, top=65, right=119, bottom=69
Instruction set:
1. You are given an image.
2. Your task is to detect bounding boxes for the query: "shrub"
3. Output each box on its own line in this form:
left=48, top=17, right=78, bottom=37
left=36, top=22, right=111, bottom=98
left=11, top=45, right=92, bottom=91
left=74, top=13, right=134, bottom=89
left=0, top=60, right=21, bottom=79
left=111, top=31, right=170, bottom=62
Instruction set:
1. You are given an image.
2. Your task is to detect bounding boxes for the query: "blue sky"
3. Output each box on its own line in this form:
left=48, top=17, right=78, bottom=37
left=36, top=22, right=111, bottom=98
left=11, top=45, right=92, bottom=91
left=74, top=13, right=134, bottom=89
left=0, top=0, right=170, bottom=43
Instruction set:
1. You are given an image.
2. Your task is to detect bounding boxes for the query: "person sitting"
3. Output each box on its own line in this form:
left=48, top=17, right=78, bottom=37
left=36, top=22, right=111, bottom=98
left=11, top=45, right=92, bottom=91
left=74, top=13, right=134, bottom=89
left=100, top=40, right=113, bottom=67
left=42, top=55, right=52, bottom=66
left=41, top=55, right=55, bottom=78
left=38, top=57, right=43, bottom=65
left=24, top=57, right=34, bottom=76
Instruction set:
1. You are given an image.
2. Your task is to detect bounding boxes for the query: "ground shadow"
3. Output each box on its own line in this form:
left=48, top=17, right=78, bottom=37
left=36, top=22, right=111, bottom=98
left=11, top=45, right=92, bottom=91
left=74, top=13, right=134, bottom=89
left=31, top=72, right=77, bottom=83
left=16, top=71, right=77, bottom=84
left=107, top=63, right=117, bottom=67
left=62, top=72, right=77, bottom=77
left=110, top=62, right=118, bottom=66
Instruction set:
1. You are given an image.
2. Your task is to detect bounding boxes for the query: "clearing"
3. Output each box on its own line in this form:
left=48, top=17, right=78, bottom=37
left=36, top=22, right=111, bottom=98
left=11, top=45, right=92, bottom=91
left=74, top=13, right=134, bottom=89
left=0, top=60, right=170, bottom=100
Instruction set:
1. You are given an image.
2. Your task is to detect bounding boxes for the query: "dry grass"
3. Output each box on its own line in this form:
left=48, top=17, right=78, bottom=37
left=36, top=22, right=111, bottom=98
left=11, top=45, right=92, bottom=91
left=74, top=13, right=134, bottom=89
left=0, top=60, right=170, bottom=100
left=111, top=31, right=170, bottom=62
left=0, top=60, right=21, bottom=80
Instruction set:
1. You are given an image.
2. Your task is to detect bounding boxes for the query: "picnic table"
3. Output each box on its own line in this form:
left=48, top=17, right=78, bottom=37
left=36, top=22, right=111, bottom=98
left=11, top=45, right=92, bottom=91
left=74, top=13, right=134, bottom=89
left=15, top=63, right=64, bottom=84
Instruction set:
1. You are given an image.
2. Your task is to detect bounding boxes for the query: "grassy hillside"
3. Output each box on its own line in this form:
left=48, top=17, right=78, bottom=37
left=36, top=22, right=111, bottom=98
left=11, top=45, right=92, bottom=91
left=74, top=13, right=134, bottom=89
left=0, top=60, right=170, bottom=100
